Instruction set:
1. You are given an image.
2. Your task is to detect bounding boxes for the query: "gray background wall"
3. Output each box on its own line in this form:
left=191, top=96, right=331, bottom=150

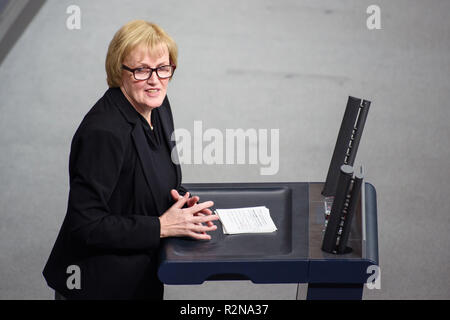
left=0, top=0, right=449, bottom=299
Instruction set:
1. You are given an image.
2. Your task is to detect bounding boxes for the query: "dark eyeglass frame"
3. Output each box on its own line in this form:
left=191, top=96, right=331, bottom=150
left=122, top=64, right=176, bottom=80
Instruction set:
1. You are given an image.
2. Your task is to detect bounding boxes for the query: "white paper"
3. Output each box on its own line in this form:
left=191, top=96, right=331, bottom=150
left=214, top=206, right=277, bottom=234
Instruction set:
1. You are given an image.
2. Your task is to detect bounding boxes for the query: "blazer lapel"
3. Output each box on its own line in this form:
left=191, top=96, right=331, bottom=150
left=158, top=96, right=182, bottom=189
left=109, top=87, right=166, bottom=214
left=109, top=88, right=183, bottom=212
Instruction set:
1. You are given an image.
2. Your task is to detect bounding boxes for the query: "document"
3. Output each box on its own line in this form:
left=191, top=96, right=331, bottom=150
left=214, top=206, right=277, bottom=234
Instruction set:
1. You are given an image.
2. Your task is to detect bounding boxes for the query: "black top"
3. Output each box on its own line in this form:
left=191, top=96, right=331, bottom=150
left=42, top=88, right=188, bottom=300
left=139, top=109, right=177, bottom=212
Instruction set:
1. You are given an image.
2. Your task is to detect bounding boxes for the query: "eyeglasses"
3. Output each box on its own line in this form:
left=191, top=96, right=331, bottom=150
left=122, top=64, right=176, bottom=80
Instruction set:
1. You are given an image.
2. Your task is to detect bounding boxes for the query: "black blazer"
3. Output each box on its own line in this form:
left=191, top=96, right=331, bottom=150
left=43, top=88, right=187, bottom=299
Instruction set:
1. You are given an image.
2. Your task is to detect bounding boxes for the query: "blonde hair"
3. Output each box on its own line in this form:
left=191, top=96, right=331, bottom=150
left=105, top=20, right=178, bottom=88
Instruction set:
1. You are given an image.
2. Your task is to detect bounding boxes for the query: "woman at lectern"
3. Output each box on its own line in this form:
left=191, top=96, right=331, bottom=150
left=43, top=20, right=219, bottom=300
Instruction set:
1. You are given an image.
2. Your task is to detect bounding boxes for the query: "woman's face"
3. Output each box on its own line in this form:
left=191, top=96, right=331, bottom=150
left=120, top=44, right=171, bottom=112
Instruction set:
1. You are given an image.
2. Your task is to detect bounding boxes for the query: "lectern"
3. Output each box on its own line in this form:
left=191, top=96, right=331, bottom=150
left=158, top=181, right=378, bottom=300
left=158, top=96, right=378, bottom=300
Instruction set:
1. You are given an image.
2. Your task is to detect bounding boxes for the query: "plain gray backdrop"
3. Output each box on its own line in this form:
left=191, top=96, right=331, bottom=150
left=0, top=0, right=449, bottom=299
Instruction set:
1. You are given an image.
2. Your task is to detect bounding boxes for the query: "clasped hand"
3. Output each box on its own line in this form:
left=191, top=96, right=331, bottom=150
left=159, top=189, right=219, bottom=240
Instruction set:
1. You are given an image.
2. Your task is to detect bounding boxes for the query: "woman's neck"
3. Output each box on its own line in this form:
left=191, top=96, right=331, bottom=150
left=120, top=86, right=152, bottom=125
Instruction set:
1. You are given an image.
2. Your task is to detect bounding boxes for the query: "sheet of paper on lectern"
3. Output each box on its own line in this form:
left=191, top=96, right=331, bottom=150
left=214, top=206, right=277, bottom=234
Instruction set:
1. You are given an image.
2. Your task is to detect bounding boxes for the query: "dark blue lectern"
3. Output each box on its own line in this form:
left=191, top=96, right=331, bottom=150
left=158, top=181, right=378, bottom=300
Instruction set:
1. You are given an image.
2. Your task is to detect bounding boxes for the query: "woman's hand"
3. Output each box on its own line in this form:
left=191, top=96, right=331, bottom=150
left=171, top=189, right=199, bottom=208
left=159, top=190, right=219, bottom=240
left=170, top=189, right=215, bottom=228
